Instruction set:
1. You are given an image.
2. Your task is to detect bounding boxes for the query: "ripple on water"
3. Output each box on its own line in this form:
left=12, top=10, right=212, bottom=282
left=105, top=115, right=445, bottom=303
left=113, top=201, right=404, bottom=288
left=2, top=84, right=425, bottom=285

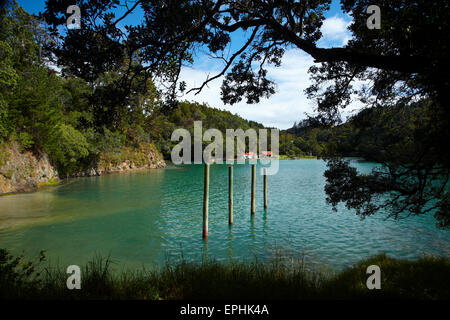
left=0, top=161, right=449, bottom=271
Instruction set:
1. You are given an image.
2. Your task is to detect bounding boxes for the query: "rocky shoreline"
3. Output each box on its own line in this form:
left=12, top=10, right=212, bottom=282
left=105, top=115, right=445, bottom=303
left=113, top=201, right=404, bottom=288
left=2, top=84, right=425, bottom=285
left=0, top=142, right=166, bottom=195
left=71, top=159, right=166, bottom=177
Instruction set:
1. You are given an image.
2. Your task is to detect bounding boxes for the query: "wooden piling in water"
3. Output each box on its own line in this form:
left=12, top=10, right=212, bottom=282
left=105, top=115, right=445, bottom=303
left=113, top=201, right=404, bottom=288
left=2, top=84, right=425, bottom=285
left=228, top=165, right=233, bottom=225
left=203, top=163, right=210, bottom=239
left=251, top=164, right=256, bottom=215
left=264, top=168, right=268, bottom=209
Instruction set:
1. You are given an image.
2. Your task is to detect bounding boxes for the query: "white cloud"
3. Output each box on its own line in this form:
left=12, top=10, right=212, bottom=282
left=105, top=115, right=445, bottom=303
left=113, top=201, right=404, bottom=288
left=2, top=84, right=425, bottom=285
left=178, top=50, right=316, bottom=129
left=176, top=16, right=361, bottom=130
left=319, top=15, right=352, bottom=47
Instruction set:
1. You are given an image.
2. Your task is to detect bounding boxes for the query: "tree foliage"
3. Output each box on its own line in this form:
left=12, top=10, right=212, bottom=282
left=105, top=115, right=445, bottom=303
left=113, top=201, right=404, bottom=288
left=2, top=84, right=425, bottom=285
left=148, top=100, right=265, bottom=159
left=0, top=2, right=162, bottom=175
left=8, top=0, right=450, bottom=225
left=1, top=2, right=267, bottom=176
left=324, top=101, right=449, bottom=227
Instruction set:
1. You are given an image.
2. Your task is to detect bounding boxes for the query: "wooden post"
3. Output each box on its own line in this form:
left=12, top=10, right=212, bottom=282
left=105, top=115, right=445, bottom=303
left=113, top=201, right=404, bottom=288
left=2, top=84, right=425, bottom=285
left=264, top=168, right=268, bottom=209
left=251, top=164, right=256, bottom=215
left=228, top=165, right=233, bottom=225
left=203, top=163, right=210, bottom=239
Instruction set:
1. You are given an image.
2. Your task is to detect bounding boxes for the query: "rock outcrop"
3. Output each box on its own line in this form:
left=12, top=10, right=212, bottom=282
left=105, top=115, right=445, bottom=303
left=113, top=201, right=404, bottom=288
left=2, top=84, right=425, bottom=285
left=0, top=141, right=166, bottom=194
left=0, top=142, right=59, bottom=194
left=71, top=143, right=166, bottom=177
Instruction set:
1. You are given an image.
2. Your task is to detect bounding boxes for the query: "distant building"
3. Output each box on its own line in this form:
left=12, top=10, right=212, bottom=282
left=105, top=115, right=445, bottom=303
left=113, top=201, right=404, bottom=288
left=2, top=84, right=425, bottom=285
left=260, top=151, right=272, bottom=158
left=240, top=152, right=257, bottom=159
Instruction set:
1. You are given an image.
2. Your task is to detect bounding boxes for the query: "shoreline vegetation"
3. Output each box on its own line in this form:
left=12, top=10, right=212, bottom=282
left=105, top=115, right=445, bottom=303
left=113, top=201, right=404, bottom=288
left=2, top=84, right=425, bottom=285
left=0, top=163, right=171, bottom=197
left=0, top=157, right=327, bottom=197
left=0, top=0, right=366, bottom=197
left=0, top=157, right=362, bottom=197
left=37, top=178, right=60, bottom=189
left=0, top=140, right=166, bottom=196
left=0, top=248, right=449, bottom=300
left=0, top=1, right=357, bottom=197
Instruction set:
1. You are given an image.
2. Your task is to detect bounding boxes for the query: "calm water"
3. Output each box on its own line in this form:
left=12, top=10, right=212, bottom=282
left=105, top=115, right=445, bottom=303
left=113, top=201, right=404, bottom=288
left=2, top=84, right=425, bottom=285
left=0, top=160, right=449, bottom=271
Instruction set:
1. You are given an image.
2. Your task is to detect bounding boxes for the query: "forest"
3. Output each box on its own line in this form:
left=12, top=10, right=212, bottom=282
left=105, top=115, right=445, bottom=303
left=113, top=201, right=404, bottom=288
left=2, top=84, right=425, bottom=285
left=282, top=101, right=436, bottom=159
left=1, top=0, right=450, bottom=302
left=1, top=0, right=448, bottom=226
left=0, top=2, right=356, bottom=172
left=0, top=3, right=270, bottom=176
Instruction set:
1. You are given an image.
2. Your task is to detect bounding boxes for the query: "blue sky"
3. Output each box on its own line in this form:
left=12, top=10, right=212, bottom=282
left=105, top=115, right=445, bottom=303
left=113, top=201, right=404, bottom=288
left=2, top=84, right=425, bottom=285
left=17, top=0, right=359, bottom=129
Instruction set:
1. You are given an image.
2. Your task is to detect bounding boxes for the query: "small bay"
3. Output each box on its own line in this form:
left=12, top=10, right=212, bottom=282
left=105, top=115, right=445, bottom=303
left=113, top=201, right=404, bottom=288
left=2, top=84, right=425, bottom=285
left=0, top=159, right=449, bottom=271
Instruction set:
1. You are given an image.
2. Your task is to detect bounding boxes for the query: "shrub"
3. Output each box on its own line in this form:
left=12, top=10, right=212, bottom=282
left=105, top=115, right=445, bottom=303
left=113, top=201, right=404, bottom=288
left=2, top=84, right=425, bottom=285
left=44, top=124, right=89, bottom=176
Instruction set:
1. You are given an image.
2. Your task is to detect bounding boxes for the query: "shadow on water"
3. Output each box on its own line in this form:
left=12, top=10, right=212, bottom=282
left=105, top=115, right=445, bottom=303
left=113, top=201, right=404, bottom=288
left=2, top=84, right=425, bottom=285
left=0, top=160, right=449, bottom=271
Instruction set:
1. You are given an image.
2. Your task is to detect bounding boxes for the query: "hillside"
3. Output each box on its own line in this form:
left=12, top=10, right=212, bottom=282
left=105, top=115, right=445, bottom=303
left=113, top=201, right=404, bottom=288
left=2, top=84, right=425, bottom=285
left=0, top=5, right=273, bottom=195
left=147, top=101, right=266, bottom=159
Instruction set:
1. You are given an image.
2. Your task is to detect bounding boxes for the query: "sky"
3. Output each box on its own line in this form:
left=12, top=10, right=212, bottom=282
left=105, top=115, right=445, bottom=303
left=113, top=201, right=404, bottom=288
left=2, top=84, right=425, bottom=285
left=17, top=0, right=362, bottom=129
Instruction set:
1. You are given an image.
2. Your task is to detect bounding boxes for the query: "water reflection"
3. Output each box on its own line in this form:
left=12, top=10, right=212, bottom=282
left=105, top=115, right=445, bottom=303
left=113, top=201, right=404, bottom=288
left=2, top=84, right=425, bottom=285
left=0, top=161, right=449, bottom=271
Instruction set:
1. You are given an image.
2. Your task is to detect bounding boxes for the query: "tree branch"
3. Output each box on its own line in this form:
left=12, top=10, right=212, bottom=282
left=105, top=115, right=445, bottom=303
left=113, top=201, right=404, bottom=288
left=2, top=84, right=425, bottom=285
left=186, top=26, right=259, bottom=95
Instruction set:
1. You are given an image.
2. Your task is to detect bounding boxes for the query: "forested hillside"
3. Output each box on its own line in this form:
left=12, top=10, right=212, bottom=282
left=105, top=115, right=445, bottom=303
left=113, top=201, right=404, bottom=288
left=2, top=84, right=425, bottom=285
left=2, top=2, right=445, bottom=225
left=0, top=3, right=369, bottom=176
left=147, top=101, right=265, bottom=159
left=0, top=3, right=268, bottom=193
left=281, top=99, right=437, bottom=161
left=0, top=4, right=168, bottom=188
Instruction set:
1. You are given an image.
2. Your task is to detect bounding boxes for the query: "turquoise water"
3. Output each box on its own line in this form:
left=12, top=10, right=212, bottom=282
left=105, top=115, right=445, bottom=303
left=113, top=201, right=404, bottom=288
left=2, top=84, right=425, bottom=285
left=0, top=159, right=449, bottom=271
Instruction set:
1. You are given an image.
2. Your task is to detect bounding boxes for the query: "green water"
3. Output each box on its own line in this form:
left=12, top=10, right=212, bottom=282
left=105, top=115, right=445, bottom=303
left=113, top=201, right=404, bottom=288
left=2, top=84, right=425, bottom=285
left=0, top=160, right=449, bottom=271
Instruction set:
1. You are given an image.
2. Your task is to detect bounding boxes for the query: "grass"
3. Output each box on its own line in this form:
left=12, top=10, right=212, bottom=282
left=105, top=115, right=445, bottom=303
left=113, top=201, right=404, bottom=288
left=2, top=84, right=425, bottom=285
left=37, top=179, right=60, bottom=188
left=1, top=248, right=449, bottom=300
left=0, top=192, right=16, bottom=197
